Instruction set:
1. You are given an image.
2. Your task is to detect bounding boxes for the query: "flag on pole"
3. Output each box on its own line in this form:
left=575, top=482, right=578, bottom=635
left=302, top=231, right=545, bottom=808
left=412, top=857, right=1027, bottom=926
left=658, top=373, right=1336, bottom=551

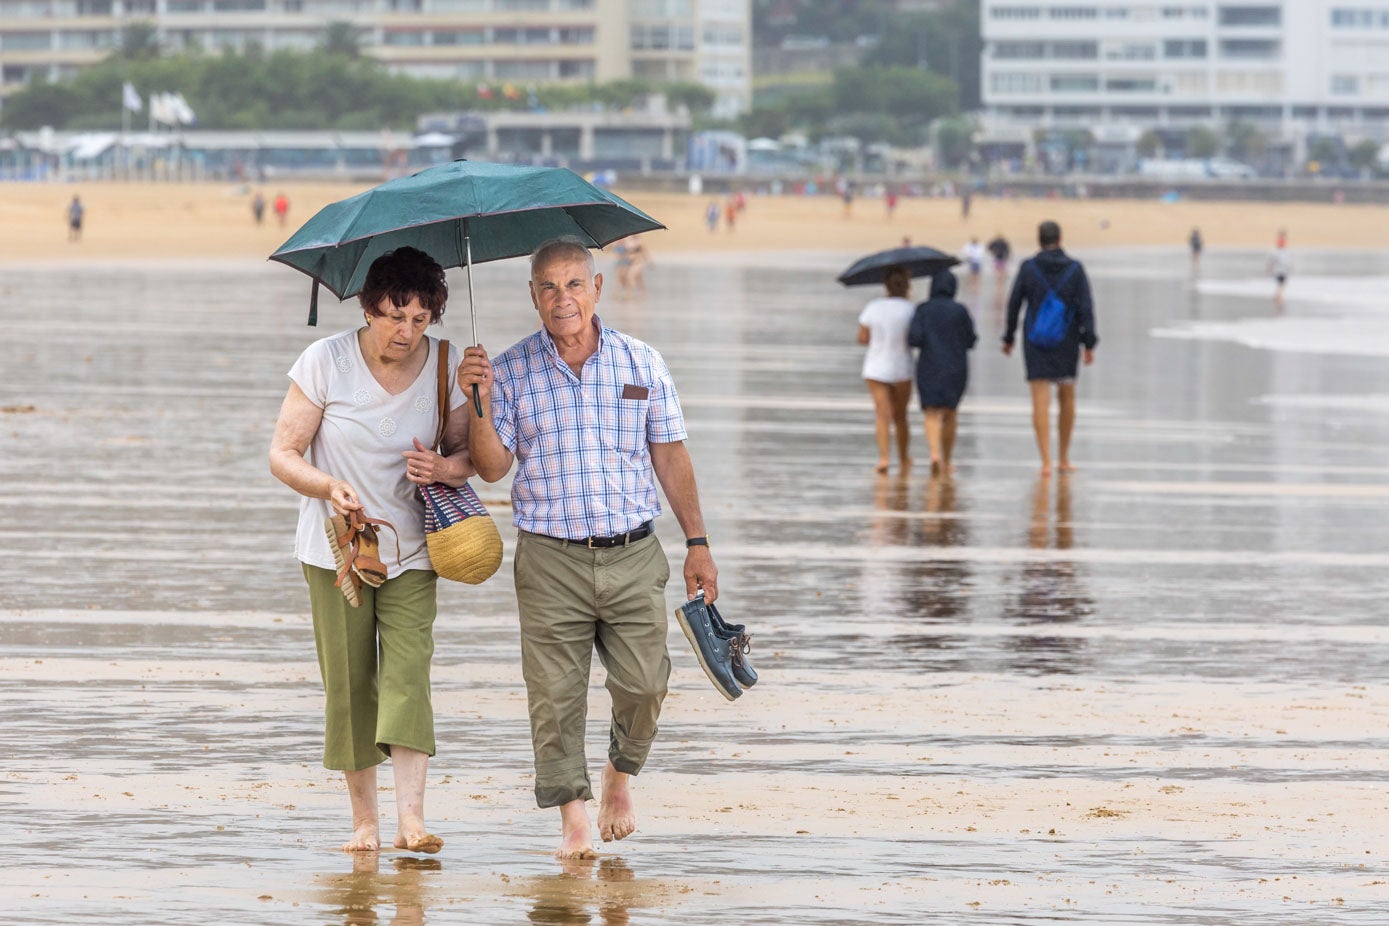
left=122, top=81, right=142, bottom=112
left=151, top=92, right=177, bottom=126
left=170, top=92, right=196, bottom=125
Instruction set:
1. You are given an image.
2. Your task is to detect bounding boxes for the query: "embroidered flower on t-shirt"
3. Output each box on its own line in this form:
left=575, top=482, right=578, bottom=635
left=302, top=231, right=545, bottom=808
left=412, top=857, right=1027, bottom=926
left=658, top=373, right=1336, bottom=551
left=414, top=394, right=432, bottom=414
left=379, top=417, right=397, bottom=437
left=353, top=389, right=372, bottom=406
left=335, top=353, right=352, bottom=374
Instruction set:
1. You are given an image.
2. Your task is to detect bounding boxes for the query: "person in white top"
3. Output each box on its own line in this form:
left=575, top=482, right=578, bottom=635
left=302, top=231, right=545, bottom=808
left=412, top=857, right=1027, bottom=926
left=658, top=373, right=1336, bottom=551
left=269, top=246, right=473, bottom=856
left=856, top=265, right=915, bottom=474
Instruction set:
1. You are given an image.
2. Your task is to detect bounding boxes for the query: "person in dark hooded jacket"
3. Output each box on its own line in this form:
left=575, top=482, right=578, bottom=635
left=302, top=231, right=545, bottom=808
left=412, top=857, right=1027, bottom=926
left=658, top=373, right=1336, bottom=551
left=908, top=270, right=977, bottom=476
left=1002, top=220, right=1098, bottom=477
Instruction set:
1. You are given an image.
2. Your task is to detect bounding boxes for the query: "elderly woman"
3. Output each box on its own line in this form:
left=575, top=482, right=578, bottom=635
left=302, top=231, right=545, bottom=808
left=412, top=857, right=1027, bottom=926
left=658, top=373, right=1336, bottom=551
left=856, top=265, right=915, bottom=474
left=270, top=246, right=472, bottom=854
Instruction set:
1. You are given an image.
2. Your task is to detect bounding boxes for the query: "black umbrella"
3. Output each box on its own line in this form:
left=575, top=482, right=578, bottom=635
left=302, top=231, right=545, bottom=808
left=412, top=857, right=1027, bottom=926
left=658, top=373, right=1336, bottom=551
left=836, top=246, right=959, bottom=286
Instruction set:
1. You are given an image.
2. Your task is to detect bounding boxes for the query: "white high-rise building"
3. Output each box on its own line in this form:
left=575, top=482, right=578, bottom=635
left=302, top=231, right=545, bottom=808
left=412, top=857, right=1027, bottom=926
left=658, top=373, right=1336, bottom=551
left=981, top=1, right=1389, bottom=141
left=0, top=0, right=750, bottom=116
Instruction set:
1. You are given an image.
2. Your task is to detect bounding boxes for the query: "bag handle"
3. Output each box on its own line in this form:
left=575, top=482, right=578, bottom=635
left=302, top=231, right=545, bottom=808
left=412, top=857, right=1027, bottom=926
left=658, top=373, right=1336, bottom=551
left=433, top=339, right=450, bottom=454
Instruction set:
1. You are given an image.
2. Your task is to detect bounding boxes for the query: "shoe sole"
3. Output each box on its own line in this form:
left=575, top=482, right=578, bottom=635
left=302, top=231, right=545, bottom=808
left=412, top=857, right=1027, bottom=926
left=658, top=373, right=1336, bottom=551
left=674, top=605, right=739, bottom=702
left=324, top=516, right=362, bottom=608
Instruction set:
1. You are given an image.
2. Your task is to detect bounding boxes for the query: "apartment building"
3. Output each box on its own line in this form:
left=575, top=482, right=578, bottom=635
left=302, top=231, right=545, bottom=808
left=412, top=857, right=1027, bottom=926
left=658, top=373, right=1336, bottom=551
left=981, top=1, right=1389, bottom=141
left=0, top=0, right=750, bottom=116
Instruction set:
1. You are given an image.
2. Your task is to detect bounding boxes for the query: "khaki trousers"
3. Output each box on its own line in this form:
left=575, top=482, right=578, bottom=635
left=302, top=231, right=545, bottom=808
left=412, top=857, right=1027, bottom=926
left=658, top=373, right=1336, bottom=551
left=514, top=530, right=671, bottom=808
left=303, top=564, right=438, bottom=771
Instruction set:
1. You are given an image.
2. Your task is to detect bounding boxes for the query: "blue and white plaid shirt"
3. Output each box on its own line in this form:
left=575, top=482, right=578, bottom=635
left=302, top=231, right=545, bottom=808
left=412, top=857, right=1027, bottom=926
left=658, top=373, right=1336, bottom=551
left=491, top=317, right=687, bottom=539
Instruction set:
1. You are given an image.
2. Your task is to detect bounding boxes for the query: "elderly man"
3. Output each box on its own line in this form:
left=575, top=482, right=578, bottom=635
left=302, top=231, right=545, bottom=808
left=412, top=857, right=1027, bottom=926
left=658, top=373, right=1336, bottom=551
left=459, top=237, right=718, bottom=859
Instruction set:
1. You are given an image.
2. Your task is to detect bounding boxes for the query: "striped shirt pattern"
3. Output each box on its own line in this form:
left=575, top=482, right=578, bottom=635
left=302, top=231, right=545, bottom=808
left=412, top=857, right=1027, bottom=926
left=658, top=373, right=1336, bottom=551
left=491, top=319, right=687, bottom=539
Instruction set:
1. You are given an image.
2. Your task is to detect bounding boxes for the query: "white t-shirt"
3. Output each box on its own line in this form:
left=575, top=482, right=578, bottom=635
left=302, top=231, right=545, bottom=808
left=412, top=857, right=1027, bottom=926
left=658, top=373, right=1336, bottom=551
left=288, top=329, right=465, bottom=578
left=858, top=296, right=916, bottom=382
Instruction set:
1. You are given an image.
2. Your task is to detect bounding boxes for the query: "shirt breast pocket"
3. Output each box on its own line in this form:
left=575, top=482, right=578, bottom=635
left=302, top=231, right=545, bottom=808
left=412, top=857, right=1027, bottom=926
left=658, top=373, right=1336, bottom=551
left=602, top=391, right=648, bottom=455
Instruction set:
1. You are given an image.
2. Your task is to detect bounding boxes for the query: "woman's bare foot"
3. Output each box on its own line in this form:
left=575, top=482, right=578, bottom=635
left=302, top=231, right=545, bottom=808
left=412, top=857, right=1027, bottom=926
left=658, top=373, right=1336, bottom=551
left=557, top=799, right=598, bottom=859
left=929, top=457, right=942, bottom=477
left=874, top=459, right=889, bottom=474
left=342, top=822, right=381, bottom=853
left=394, top=816, right=443, bottom=854
left=597, top=762, right=637, bottom=843
left=1059, top=460, right=1077, bottom=473
left=1039, top=463, right=1052, bottom=478
left=898, top=456, right=913, bottom=473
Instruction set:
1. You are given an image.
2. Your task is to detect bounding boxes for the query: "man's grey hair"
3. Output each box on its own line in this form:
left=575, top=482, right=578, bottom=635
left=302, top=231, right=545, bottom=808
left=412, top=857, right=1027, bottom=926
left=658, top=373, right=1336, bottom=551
left=530, top=237, right=596, bottom=278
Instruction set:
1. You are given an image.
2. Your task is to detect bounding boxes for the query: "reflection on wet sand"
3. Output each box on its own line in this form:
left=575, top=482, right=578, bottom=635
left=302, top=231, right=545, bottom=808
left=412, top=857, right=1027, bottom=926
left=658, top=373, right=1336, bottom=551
left=318, top=853, right=438, bottom=926
left=1003, top=477, right=1094, bottom=673
left=527, top=858, right=635, bottom=926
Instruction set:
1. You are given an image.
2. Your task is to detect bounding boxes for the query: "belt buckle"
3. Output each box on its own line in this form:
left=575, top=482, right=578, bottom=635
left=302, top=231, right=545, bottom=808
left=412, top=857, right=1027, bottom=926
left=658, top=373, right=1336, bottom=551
left=586, top=536, right=597, bottom=549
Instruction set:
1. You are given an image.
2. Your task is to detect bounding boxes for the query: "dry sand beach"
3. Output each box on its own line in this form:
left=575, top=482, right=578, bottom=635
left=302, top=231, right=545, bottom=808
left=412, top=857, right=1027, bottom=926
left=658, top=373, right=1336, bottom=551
left=2, top=182, right=1389, bottom=923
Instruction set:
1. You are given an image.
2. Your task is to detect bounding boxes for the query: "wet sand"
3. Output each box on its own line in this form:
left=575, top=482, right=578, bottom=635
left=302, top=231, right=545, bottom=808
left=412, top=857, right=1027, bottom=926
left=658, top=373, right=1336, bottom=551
left=3, top=216, right=1389, bottom=921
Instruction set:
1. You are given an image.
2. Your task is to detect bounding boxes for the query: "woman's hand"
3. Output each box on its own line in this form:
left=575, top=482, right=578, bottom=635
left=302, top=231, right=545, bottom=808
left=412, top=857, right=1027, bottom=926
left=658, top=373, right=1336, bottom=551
left=329, top=480, right=363, bottom=517
left=403, top=437, right=448, bottom=486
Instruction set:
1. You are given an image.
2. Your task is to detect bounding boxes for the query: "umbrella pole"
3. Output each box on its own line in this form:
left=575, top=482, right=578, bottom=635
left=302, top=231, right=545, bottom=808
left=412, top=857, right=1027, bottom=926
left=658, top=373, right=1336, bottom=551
left=464, top=233, right=483, bottom=417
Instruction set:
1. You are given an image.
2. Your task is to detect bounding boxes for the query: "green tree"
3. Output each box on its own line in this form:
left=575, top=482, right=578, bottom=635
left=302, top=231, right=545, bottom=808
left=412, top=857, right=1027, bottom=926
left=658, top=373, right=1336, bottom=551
left=1136, top=129, right=1163, bottom=158
left=935, top=116, right=975, bottom=168
left=866, top=0, right=982, bottom=109
left=1225, top=120, right=1267, bottom=161
left=118, top=21, right=160, bottom=60
left=1349, top=138, right=1381, bottom=173
left=322, top=20, right=363, bottom=58
left=1185, top=125, right=1220, bottom=158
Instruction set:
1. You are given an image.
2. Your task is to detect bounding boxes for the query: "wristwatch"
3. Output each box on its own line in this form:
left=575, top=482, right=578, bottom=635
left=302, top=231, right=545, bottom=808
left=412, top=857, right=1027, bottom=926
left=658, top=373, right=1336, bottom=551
left=685, top=536, right=709, bottom=549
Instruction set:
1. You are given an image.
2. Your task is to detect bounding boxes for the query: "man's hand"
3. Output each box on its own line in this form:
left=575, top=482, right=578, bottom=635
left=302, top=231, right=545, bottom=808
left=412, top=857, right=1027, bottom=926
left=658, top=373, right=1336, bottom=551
left=458, top=345, right=495, bottom=411
left=1083, top=348, right=1095, bottom=366
left=1001, top=341, right=1014, bottom=356
left=684, top=545, right=718, bottom=603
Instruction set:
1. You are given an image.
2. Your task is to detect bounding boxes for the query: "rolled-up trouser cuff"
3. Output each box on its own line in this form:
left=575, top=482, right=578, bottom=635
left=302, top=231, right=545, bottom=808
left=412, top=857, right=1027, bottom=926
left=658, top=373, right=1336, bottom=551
left=534, top=758, right=594, bottom=808
left=609, top=726, right=658, bottom=776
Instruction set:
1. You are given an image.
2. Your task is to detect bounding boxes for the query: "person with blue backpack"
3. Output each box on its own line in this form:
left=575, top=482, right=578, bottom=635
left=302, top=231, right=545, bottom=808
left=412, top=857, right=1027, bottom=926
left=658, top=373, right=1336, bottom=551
left=1002, top=220, right=1098, bottom=477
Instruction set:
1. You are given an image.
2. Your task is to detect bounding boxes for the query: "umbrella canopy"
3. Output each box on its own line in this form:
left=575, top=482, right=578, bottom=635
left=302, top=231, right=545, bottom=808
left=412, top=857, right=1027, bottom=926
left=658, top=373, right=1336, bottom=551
left=836, top=245, right=959, bottom=287
left=269, top=159, right=665, bottom=305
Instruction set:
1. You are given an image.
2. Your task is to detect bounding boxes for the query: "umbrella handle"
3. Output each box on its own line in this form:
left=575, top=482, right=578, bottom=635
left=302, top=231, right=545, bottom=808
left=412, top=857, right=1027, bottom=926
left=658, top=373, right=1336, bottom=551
left=473, top=383, right=483, bottom=417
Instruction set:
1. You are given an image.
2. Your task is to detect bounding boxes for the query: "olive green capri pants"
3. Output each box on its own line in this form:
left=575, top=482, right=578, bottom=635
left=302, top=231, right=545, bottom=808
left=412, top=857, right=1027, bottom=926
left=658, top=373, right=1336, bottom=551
left=514, top=530, right=672, bottom=809
left=303, top=564, right=438, bottom=772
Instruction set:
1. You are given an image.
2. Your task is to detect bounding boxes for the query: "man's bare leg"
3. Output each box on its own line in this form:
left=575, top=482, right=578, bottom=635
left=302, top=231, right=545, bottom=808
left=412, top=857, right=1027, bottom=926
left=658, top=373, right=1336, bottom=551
left=923, top=409, right=944, bottom=475
left=941, top=408, right=959, bottom=472
left=1029, top=380, right=1053, bottom=477
left=558, top=798, right=599, bottom=859
left=343, top=766, right=381, bottom=852
left=391, top=746, right=443, bottom=853
left=597, top=761, right=637, bottom=843
left=1057, top=382, right=1077, bottom=473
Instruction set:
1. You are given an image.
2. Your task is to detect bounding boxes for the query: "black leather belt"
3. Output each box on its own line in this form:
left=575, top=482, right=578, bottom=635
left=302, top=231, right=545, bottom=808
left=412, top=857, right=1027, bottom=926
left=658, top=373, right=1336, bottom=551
left=548, top=521, right=653, bottom=549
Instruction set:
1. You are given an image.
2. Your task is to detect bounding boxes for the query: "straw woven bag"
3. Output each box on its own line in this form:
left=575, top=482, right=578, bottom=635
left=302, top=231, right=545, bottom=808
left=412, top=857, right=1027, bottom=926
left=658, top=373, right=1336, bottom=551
left=420, top=340, right=503, bottom=584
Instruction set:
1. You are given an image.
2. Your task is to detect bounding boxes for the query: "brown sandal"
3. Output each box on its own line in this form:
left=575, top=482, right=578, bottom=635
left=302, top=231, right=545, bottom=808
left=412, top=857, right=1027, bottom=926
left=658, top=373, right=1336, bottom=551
left=325, top=511, right=401, bottom=605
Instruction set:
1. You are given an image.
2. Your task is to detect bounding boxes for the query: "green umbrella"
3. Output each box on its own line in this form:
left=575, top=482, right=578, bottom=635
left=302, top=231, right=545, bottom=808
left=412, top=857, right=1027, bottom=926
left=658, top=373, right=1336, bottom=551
left=269, top=159, right=666, bottom=412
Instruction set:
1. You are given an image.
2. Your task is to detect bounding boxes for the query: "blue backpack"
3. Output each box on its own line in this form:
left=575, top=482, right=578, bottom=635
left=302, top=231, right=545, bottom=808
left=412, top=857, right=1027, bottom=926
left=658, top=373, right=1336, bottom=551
left=1026, top=260, right=1079, bottom=349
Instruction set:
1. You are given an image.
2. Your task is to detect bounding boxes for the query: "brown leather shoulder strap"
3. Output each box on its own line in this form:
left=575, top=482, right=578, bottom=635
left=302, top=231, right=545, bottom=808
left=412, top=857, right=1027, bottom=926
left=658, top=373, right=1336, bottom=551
left=434, top=339, right=450, bottom=452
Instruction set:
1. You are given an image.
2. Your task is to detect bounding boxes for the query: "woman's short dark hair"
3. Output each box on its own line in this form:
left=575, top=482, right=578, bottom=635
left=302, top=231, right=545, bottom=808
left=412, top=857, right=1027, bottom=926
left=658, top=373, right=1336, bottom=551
left=358, top=246, right=448, bottom=322
left=883, top=266, right=911, bottom=298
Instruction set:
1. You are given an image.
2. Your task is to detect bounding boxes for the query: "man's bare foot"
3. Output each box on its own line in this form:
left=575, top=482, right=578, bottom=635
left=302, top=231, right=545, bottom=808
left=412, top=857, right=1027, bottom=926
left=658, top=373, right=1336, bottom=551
left=394, top=817, right=443, bottom=854
left=342, top=822, right=380, bottom=853
left=929, top=458, right=942, bottom=477
left=1039, top=463, right=1052, bottom=478
left=899, top=456, right=913, bottom=472
left=1059, top=461, right=1077, bottom=473
left=874, top=459, right=889, bottom=474
left=557, top=799, right=598, bottom=859
left=598, top=762, right=637, bottom=843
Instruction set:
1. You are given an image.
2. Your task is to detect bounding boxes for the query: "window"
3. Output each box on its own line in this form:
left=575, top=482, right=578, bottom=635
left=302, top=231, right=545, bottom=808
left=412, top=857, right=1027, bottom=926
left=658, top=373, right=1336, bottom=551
left=1331, top=74, right=1360, bottom=94
left=1164, top=39, right=1207, bottom=58
left=1107, top=78, right=1159, bottom=92
left=991, top=6, right=1041, bottom=19
left=1052, top=41, right=1098, bottom=59
left=494, top=59, right=551, bottom=79
left=432, top=29, right=484, bottom=44
left=990, top=72, right=1042, bottom=93
left=497, top=0, right=549, bottom=10
left=75, top=0, right=111, bottom=13
left=1218, top=5, right=1280, bottom=26
left=1103, top=42, right=1155, bottom=60
left=993, top=41, right=1046, bottom=59
left=558, top=59, right=595, bottom=77
left=1220, top=38, right=1280, bottom=58
left=1050, top=6, right=1098, bottom=19
left=383, top=30, right=425, bottom=45
left=557, top=27, right=593, bottom=44
left=1050, top=74, right=1099, bottom=91
left=1, top=30, right=51, bottom=50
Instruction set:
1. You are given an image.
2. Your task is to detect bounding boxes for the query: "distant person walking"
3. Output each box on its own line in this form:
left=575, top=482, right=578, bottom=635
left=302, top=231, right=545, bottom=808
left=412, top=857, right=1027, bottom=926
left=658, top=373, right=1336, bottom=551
left=67, top=195, right=84, bottom=242
left=986, top=233, right=1011, bottom=284
left=1188, top=227, right=1203, bottom=272
left=884, top=186, right=899, bottom=220
left=962, top=237, right=984, bottom=285
left=252, top=191, right=267, bottom=226
left=1268, top=237, right=1291, bottom=309
left=1002, top=220, right=1098, bottom=477
left=705, top=200, right=720, bottom=233
left=908, top=270, right=977, bottom=477
left=273, top=192, right=290, bottom=228
left=857, top=266, right=916, bottom=475
left=961, top=188, right=972, bottom=219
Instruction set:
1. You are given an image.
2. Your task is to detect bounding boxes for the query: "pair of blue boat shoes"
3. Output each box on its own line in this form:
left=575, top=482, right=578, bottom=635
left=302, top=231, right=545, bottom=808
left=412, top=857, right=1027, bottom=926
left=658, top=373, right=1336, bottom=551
left=675, top=593, right=757, bottom=701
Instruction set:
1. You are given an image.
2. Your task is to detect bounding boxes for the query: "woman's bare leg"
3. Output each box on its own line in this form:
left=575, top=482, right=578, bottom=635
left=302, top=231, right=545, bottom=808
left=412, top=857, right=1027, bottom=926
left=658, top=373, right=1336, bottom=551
left=866, top=379, right=893, bottom=473
left=391, top=747, right=442, bottom=853
left=343, top=766, right=380, bottom=852
left=891, top=380, right=913, bottom=469
left=941, top=408, right=959, bottom=471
